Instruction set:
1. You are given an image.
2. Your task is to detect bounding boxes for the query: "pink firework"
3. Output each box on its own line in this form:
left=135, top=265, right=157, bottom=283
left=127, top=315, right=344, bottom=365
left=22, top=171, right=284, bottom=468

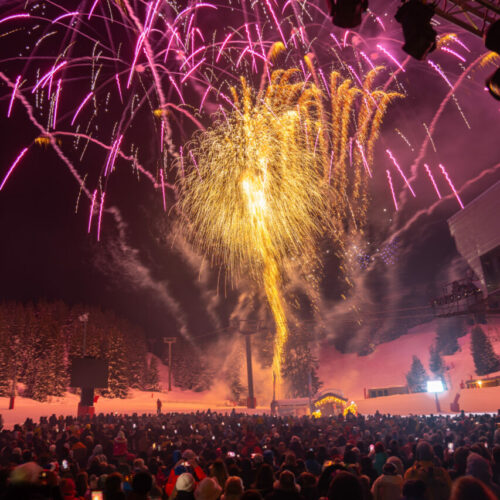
left=439, top=164, right=464, bottom=209
left=386, top=170, right=398, bottom=211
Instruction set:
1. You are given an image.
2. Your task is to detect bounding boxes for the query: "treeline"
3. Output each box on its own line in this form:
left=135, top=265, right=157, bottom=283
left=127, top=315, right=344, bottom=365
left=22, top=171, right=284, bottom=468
left=0, top=301, right=159, bottom=401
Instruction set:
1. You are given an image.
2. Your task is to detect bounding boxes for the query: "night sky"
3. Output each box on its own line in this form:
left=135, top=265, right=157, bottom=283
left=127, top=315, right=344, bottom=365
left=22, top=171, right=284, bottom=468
left=1, top=0, right=499, bottom=351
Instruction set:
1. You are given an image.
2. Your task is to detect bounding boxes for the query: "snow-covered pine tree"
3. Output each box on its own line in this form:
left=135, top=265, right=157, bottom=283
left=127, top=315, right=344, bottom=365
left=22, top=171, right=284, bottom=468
left=173, top=341, right=212, bottom=392
left=406, top=355, right=429, bottom=393
left=103, top=328, right=129, bottom=398
left=471, top=325, right=500, bottom=376
left=429, top=344, right=444, bottom=379
left=436, top=317, right=465, bottom=355
left=281, top=333, right=322, bottom=398
left=0, top=304, right=13, bottom=396
left=144, top=356, right=160, bottom=391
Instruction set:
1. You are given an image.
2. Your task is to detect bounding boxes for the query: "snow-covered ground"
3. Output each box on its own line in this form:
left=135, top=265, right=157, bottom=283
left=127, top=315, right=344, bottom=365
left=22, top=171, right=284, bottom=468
left=1, top=319, right=499, bottom=428
left=318, top=318, right=500, bottom=415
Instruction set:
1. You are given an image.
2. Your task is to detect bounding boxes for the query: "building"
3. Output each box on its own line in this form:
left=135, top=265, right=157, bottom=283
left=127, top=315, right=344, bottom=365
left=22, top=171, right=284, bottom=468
left=448, top=180, right=500, bottom=297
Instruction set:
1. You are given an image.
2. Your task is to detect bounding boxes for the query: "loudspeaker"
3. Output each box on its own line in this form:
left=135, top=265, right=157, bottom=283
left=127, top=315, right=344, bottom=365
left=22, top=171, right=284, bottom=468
left=70, top=358, right=109, bottom=388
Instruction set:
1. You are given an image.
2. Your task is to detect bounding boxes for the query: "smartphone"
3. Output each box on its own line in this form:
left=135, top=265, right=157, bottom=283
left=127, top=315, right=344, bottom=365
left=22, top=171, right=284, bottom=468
left=152, top=443, right=157, bottom=450
left=62, top=459, right=69, bottom=470
left=227, top=451, right=235, bottom=457
left=133, top=423, right=136, bottom=429
left=212, top=435, right=215, bottom=440
left=369, top=444, right=375, bottom=453
left=448, top=442, right=454, bottom=452
left=91, top=492, right=104, bottom=500
left=162, top=425, right=166, bottom=430
left=174, top=429, right=178, bottom=434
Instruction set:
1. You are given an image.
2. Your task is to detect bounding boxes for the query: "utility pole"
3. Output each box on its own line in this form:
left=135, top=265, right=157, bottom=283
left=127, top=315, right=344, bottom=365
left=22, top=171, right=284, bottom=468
left=232, top=320, right=261, bottom=409
left=163, top=337, right=176, bottom=391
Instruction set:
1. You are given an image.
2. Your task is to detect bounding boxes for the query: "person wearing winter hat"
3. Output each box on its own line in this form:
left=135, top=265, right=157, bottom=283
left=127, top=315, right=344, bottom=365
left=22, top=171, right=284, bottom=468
left=386, top=456, right=404, bottom=477
left=371, top=462, right=403, bottom=500
left=165, top=450, right=207, bottom=497
left=113, top=430, right=128, bottom=458
left=465, top=451, right=500, bottom=498
left=221, top=476, right=244, bottom=500
left=194, top=477, right=223, bottom=500
left=171, top=473, right=196, bottom=500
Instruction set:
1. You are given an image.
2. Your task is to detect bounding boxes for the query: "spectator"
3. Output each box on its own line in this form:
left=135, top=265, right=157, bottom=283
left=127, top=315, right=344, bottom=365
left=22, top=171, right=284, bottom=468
left=371, top=462, right=403, bottom=500
left=195, top=477, right=223, bottom=500
left=465, top=452, right=500, bottom=498
left=172, top=473, right=196, bottom=500
left=241, top=491, right=263, bottom=500
left=450, top=476, right=497, bottom=500
left=254, top=463, right=274, bottom=498
left=129, top=471, right=153, bottom=500
left=373, top=442, right=388, bottom=476
left=60, top=478, right=78, bottom=500
left=265, top=470, right=303, bottom=500
left=104, top=472, right=125, bottom=500
left=401, top=479, right=427, bottom=500
left=210, top=459, right=229, bottom=489
left=404, top=441, right=451, bottom=500
left=326, top=471, right=364, bottom=500
left=296, top=472, right=318, bottom=500
left=222, top=476, right=244, bottom=500
left=113, top=431, right=128, bottom=459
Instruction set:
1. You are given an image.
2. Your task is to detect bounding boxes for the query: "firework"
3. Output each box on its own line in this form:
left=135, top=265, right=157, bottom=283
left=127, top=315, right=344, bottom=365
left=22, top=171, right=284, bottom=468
left=0, top=0, right=488, bottom=391
left=179, top=67, right=398, bottom=388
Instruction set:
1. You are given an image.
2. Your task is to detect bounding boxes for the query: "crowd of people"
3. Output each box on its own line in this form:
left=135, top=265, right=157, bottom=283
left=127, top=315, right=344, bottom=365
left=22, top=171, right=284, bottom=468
left=0, top=409, right=499, bottom=500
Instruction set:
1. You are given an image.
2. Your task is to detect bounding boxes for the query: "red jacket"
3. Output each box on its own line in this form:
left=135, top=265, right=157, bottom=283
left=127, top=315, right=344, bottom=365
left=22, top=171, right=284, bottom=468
left=164, top=464, right=206, bottom=496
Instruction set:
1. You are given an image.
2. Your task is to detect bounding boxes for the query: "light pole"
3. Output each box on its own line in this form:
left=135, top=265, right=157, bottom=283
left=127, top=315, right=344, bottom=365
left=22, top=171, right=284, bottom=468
left=78, top=313, right=89, bottom=356
left=163, top=337, right=176, bottom=391
left=232, top=320, right=261, bottom=409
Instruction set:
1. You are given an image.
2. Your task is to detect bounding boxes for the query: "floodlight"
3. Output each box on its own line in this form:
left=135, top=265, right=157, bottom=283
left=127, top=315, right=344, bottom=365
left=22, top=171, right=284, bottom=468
left=485, top=19, right=500, bottom=54
left=328, top=0, right=368, bottom=29
left=427, top=380, right=444, bottom=393
left=395, top=0, right=437, bottom=60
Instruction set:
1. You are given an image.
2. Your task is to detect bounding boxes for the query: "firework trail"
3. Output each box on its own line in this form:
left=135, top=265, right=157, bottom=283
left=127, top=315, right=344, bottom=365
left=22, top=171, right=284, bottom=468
left=0, top=0, right=496, bottom=382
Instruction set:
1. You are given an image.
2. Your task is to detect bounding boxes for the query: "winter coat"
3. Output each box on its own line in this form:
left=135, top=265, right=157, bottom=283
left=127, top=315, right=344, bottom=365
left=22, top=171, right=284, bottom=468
left=264, top=488, right=304, bottom=500
left=371, top=474, right=403, bottom=500
left=466, top=452, right=500, bottom=498
left=165, top=465, right=206, bottom=497
left=373, top=452, right=388, bottom=476
left=404, top=460, right=451, bottom=500
left=113, top=435, right=128, bottom=457
left=176, top=492, right=196, bottom=500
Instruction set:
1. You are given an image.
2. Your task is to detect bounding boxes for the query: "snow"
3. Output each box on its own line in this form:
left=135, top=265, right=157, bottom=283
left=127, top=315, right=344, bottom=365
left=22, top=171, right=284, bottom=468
left=1, top=320, right=499, bottom=428
left=318, top=318, right=500, bottom=415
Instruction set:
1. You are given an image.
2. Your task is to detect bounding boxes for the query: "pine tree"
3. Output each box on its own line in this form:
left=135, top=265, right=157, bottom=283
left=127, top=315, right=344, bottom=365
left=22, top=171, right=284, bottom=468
left=281, top=334, right=322, bottom=398
left=143, top=357, right=160, bottom=391
left=436, top=317, right=465, bottom=355
left=173, top=341, right=212, bottom=392
left=406, top=355, right=429, bottom=393
left=102, top=329, right=129, bottom=398
left=429, top=344, right=444, bottom=378
left=471, top=325, right=500, bottom=376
